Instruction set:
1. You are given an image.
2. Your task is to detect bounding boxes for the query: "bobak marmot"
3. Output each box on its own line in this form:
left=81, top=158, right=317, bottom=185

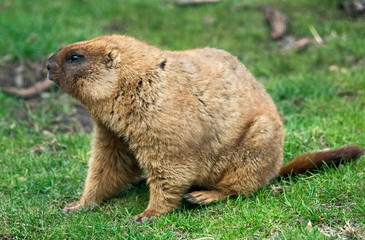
left=47, top=35, right=364, bottom=223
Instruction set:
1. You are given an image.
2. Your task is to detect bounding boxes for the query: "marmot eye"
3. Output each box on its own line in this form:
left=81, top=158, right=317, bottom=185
left=67, top=54, right=83, bottom=63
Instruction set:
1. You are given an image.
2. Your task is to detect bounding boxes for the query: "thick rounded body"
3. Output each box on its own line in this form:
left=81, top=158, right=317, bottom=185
left=47, top=35, right=284, bottom=220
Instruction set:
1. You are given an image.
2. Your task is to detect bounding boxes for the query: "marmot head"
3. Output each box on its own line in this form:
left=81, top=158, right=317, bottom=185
left=46, top=37, right=123, bottom=105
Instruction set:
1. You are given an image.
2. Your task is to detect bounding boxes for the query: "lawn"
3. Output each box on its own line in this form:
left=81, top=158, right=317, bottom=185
left=0, top=0, right=364, bottom=239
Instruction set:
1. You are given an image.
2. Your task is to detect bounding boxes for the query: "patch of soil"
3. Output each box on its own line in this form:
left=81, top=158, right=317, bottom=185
left=0, top=60, right=92, bottom=133
left=0, top=59, right=46, bottom=88
left=0, top=234, right=17, bottom=240
left=74, top=104, right=93, bottom=132
left=337, top=90, right=359, bottom=99
left=48, top=99, right=93, bottom=133
left=293, top=97, right=305, bottom=106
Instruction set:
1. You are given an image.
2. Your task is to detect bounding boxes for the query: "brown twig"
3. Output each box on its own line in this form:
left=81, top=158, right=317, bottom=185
left=265, top=6, right=288, bottom=40
left=25, top=58, right=47, bottom=80
left=339, top=0, right=365, bottom=17
left=174, top=0, right=219, bottom=6
left=2, top=78, right=53, bottom=98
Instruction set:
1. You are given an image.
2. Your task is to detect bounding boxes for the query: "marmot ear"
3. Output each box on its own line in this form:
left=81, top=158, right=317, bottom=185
left=105, top=46, right=120, bottom=68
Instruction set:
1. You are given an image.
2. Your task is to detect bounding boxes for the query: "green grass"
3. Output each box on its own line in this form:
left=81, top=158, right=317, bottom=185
left=1, top=0, right=365, bottom=239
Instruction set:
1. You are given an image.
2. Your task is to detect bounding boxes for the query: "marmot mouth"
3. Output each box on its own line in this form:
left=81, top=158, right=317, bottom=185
left=47, top=73, right=60, bottom=86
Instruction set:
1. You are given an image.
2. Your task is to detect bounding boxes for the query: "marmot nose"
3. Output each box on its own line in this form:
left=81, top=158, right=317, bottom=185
left=46, top=53, right=57, bottom=71
left=46, top=61, right=51, bottom=71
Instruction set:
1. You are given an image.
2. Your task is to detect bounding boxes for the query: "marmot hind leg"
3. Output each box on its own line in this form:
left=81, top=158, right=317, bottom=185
left=184, top=158, right=280, bottom=205
left=184, top=190, right=226, bottom=205
left=185, top=113, right=284, bottom=205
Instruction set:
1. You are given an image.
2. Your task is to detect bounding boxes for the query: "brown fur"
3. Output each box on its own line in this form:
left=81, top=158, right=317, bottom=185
left=46, top=35, right=364, bottom=222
